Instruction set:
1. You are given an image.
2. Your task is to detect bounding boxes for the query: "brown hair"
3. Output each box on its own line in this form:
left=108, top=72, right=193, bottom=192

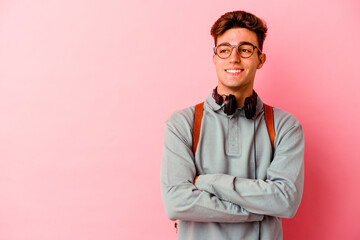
left=211, top=10, right=268, bottom=51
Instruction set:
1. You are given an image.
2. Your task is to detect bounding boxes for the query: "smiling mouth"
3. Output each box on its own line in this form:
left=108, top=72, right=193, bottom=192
left=225, top=69, right=244, bottom=73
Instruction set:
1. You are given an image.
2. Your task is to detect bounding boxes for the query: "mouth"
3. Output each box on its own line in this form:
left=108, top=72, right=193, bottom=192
left=225, top=69, right=244, bottom=73
left=225, top=68, right=244, bottom=74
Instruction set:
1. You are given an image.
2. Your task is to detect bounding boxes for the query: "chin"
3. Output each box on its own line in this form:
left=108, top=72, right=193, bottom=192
left=221, top=80, right=245, bottom=89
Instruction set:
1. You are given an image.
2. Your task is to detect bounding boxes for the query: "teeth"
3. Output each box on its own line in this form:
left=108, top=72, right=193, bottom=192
left=226, top=69, right=242, bottom=73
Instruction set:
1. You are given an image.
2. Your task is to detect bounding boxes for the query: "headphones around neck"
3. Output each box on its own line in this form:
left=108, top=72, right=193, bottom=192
left=213, top=87, right=258, bottom=119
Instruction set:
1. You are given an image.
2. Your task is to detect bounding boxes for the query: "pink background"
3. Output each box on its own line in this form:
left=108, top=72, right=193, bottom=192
left=1, top=0, right=360, bottom=239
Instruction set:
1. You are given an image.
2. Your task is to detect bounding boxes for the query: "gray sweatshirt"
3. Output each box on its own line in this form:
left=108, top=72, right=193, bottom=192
left=161, top=91, right=304, bottom=240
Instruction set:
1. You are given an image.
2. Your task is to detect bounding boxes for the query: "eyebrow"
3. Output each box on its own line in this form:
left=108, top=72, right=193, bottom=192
left=217, top=41, right=255, bottom=46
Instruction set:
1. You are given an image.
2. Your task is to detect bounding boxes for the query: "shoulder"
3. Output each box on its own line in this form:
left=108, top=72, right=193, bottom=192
left=273, top=107, right=301, bottom=127
left=165, top=105, right=196, bottom=141
left=166, top=106, right=195, bottom=128
left=272, top=107, right=304, bottom=140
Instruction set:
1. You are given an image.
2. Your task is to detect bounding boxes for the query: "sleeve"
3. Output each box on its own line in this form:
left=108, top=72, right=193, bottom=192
left=160, top=113, right=264, bottom=223
left=195, top=117, right=305, bottom=219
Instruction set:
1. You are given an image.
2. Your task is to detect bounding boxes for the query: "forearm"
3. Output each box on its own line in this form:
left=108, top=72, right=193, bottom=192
left=195, top=172, right=303, bottom=218
left=161, top=180, right=264, bottom=223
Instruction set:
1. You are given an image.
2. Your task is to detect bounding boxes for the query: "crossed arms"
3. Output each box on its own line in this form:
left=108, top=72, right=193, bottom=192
left=160, top=110, right=304, bottom=223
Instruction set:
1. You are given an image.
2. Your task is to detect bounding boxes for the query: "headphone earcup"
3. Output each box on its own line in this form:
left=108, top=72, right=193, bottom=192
left=224, top=94, right=237, bottom=115
left=244, top=92, right=257, bottom=119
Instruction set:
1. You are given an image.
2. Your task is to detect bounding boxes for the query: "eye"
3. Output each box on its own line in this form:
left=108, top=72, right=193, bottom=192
left=220, top=49, right=230, bottom=53
left=239, top=46, right=252, bottom=53
left=216, top=45, right=231, bottom=55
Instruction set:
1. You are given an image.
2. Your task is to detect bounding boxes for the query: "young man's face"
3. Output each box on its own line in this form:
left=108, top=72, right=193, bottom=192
left=213, top=28, right=266, bottom=95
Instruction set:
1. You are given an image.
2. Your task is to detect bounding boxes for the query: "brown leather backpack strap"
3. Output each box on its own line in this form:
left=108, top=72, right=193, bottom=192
left=192, top=102, right=204, bottom=153
left=264, top=104, right=275, bottom=152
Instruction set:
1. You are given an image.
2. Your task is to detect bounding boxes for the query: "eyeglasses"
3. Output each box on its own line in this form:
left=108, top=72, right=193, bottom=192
left=213, top=42, right=262, bottom=59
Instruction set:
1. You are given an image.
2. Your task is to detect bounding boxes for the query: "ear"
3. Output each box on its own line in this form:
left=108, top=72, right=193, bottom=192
left=257, top=53, right=266, bottom=69
left=213, top=54, right=216, bottom=64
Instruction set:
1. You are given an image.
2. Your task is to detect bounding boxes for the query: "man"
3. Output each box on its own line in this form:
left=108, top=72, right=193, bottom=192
left=161, top=10, right=304, bottom=240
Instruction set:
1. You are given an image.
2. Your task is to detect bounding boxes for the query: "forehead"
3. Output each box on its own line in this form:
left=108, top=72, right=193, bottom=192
left=217, top=28, right=259, bottom=46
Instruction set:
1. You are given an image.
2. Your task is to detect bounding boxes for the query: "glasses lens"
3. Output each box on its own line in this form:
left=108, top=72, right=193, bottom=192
left=216, top=45, right=232, bottom=58
left=239, top=44, right=254, bottom=58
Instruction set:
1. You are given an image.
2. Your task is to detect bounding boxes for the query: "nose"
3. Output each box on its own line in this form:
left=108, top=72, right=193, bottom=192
left=229, top=46, right=241, bottom=62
